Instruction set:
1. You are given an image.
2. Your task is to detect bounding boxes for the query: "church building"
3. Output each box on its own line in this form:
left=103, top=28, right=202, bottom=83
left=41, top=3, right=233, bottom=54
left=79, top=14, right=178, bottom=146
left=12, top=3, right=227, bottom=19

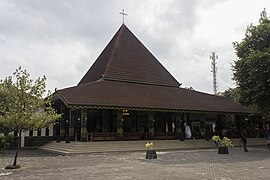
left=52, top=24, right=252, bottom=142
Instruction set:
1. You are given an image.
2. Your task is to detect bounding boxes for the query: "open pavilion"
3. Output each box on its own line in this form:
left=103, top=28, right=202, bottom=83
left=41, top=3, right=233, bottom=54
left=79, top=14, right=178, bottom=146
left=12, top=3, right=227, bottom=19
left=52, top=24, right=254, bottom=142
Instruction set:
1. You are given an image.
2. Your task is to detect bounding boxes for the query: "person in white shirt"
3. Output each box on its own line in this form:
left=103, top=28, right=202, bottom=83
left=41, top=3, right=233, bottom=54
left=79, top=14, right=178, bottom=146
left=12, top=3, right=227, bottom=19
left=185, top=122, right=192, bottom=139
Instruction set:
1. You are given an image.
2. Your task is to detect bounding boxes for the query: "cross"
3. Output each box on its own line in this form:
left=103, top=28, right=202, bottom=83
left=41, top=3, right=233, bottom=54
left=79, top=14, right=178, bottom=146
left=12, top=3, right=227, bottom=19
left=119, top=9, right=127, bottom=24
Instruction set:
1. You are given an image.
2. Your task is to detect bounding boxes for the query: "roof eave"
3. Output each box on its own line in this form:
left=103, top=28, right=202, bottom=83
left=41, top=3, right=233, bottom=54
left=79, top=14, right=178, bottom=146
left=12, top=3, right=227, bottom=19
left=66, top=103, right=251, bottom=115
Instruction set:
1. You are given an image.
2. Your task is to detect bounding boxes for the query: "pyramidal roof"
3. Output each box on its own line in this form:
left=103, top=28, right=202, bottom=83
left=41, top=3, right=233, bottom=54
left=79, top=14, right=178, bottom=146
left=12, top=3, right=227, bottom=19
left=78, top=24, right=181, bottom=87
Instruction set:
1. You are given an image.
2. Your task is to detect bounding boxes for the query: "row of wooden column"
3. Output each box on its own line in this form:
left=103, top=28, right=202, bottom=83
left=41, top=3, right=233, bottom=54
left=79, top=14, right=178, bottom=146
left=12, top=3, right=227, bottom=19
left=55, top=106, right=247, bottom=142
left=115, top=112, right=192, bottom=141
left=55, top=107, right=86, bottom=143
left=55, top=108, right=198, bottom=142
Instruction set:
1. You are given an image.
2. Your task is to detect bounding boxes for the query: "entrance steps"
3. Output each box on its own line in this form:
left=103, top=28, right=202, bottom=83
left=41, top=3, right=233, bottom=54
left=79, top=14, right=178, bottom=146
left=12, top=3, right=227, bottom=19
left=39, top=138, right=268, bottom=155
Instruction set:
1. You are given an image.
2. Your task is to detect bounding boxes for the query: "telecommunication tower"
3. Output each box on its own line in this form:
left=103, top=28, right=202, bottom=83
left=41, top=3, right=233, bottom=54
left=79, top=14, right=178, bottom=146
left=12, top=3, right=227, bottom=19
left=210, top=52, right=218, bottom=94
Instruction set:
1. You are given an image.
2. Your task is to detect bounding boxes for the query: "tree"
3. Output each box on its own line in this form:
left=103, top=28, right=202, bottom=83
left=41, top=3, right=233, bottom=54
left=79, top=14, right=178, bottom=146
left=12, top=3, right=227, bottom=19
left=0, top=67, right=61, bottom=169
left=219, top=88, right=238, bottom=101
left=232, top=9, right=270, bottom=119
left=0, top=83, right=13, bottom=155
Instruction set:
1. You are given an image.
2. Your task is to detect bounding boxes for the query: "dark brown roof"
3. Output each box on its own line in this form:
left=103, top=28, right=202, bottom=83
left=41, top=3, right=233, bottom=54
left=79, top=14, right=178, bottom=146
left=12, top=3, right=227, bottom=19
left=56, top=24, right=251, bottom=114
left=57, top=80, right=250, bottom=114
left=78, top=24, right=180, bottom=87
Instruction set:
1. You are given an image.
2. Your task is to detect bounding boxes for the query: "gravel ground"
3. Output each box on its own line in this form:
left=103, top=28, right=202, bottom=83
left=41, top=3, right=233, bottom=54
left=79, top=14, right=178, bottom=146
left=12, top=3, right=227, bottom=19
left=0, top=147, right=270, bottom=180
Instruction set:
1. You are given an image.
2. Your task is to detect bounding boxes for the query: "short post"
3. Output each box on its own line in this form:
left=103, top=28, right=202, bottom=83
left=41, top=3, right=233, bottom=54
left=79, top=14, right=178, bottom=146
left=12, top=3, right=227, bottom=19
left=56, top=120, right=60, bottom=142
left=65, top=119, right=70, bottom=143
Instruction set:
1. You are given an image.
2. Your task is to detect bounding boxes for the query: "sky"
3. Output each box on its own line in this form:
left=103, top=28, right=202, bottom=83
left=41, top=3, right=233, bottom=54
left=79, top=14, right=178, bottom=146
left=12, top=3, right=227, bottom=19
left=0, top=0, right=269, bottom=94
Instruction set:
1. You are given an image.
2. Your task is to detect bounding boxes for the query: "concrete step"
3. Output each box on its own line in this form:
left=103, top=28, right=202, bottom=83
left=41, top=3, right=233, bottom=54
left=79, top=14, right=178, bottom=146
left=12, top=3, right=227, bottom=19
left=39, top=138, right=268, bottom=155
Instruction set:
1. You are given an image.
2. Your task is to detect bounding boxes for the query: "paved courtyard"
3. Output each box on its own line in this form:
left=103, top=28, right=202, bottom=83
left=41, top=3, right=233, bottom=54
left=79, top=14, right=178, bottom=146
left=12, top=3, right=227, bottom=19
left=0, top=147, right=270, bottom=180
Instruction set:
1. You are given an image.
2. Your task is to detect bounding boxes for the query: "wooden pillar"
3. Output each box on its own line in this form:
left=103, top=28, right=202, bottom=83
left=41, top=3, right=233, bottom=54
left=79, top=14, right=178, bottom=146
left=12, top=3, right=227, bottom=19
left=56, top=117, right=61, bottom=142
left=180, top=113, right=185, bottom=141
left=65, top=108, right=71, bottom=143
left=60, top=118, right=66, bottom=141
left=175, top=113, right=182, bottom=139
left=235, top=115, right=246, bottom=137
left=216, top=114, right=223, bottom=136
left=117, top=110, right=123, bottom=140
left=235, top=115, right=241, bottom=132
left=167, top=114, right=173, bottom=132
left=102, top=110, right=108, bottom=132
left=59, top=103, right=65, bottom=141
left=131, top=111, right=137, bottom=132
left=187, top=113, right=191, bottom=127
left=148, top=112, right=155, bottom=139
left=200, top=114, right=209, bottom=140
left=80, top=108, right=88, bottom=142
left=69, top=109, right=75, bottom=141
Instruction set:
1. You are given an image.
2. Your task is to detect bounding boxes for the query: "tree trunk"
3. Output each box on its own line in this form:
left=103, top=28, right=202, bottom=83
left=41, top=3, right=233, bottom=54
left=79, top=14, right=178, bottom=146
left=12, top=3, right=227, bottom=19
left=12, top=129, right=22, bottom=166
left=12, top=149, right=19, bottom=166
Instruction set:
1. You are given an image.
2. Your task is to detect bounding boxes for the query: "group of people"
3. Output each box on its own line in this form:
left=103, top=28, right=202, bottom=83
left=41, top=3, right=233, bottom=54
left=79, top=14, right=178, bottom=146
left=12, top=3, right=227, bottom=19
left=184, top=123, right=249, bottom=152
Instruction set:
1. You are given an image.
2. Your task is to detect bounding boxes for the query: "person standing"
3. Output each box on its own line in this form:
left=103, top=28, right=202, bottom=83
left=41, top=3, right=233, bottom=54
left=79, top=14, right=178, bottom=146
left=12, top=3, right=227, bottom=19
left=185, top=123, right=192, bottom=139
left=241, top=130, right=248, bottom=152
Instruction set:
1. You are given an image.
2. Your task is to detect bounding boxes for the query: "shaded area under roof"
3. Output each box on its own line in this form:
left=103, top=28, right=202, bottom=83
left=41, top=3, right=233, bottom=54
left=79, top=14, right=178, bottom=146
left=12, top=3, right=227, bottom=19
left=57, top=80, right=250, bottom=114
left=78, top=24, right=180, bottom=87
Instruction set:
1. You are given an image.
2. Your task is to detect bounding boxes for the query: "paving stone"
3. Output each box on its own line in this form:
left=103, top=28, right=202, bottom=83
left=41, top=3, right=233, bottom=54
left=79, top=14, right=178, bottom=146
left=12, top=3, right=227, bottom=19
left=0, top=147, right=270, bottom=180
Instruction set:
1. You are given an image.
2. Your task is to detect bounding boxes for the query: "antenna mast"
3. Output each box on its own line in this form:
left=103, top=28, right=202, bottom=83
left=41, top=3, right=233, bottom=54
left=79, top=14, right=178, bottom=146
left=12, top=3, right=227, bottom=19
left=210, top=52, right=218, bottom=94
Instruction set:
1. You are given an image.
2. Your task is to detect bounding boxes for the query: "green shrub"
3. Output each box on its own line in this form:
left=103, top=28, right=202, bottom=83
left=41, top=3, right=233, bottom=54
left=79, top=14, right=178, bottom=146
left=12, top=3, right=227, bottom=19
left=212, top=135, right=234, bottom=148
left=0, top=134, right=14, bottom=153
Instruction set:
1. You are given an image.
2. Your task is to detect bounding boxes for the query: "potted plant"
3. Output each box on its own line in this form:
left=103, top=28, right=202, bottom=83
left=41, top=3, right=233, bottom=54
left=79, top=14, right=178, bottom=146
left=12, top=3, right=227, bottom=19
left=145, top=142, right=157, bottom=159
left=212, top=135, right=234, bottom=154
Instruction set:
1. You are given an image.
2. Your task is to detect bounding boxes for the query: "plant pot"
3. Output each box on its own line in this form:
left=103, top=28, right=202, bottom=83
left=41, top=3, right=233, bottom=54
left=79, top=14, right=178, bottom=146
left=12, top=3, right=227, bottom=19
left=146, top=149, right=157, bottom=159
left=218, top=146, right=229, bottom=154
